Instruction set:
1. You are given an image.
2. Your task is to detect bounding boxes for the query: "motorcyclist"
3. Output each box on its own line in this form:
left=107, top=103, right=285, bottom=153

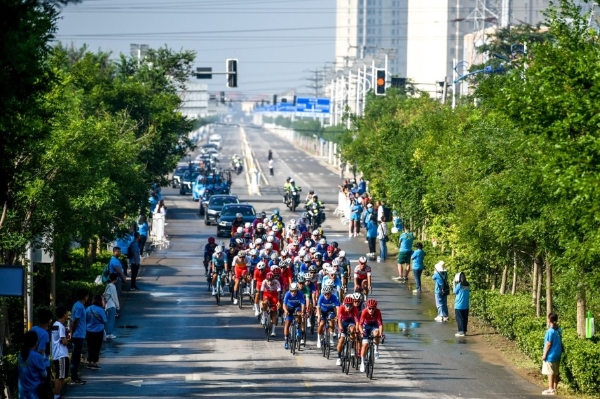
left=283, top=177, right=292, bottom=203
left=285, top=179, right=302, bottom=207
left=305, top=190, right=315, bottom=206
left=306, top=195, right=325, bottom=228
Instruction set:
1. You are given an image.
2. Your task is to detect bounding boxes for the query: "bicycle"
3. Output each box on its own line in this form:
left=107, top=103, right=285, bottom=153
left=261, top=304, right=274, bottom=341
left=364, top=334, right=377, bottom=379
left=341, top=333, right=353, bottom=374
left=214, top=269, right=227, bottom=306
left=321, top=317, right=336, bottom=359
left=238, top=274, right=251, bottom=309
left=289, top=313, right=301, bottom=355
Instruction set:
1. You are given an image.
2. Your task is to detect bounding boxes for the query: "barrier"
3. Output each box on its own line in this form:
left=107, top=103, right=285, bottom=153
left=150, top=214, right=170, bottom=250
left=334, top=192, right=351, bottom=225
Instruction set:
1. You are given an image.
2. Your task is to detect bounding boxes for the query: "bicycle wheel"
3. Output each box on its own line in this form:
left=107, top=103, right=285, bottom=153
left=321, top=333, right=326, bottom=357
left=238, top=287, right=243, bottom=309
left=341, top=341, right=348, bottom=374
left=354, top=341, right=361, bottom=370
left=368, top=345, right=375, bottom=379
left=325, top=332, right=331, bottom=359
left=290, top=324, right=297, bottom=355
left=365, top=345, right=373, bottom=379
left=266, top=319, right=272, bottom=342
left=301, top=330, right=306, bottom=347
left=310, top=314, right=316, bottom=335
left=215, top=281, right=221, bottom=306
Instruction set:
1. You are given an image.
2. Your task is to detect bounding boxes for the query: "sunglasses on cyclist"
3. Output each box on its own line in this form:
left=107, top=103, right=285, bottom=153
left=368, top=307, right=376, bottom=310
left=298, top=281, right=305, bottom=284
left=344, top=303, right=353, bottom=308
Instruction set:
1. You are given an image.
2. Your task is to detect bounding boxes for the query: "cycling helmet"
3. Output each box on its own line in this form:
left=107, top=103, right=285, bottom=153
left=229, top=243, right=237, bottom=249
left=280, top=259, right=290, bottom=268
left=303, top=272, right=313, bottom=279
left=267, top=221, right=274, bottom=227
left=266, top=272, right=274, bottom=280
left=214, top=246, right=223, bottom=253
left=297, top=274, right=306, bottom=283
left=302, top=212, right=309, bottom=219
left=260, top=211, right=267, bottom=218
left=272, top=226, right=279, bottom=232
left=249, top=249, right=258, bottom=256
left=257, top=261, right=266, bottom=270
left=271, top=266, right=282, bottom=275
left=303, top=254, right=312, bottom=262
left=332, top=259, right=340, bottom=266
left=352, top=292, right=363, bottom=301
left=248, top=243, right=256, bottom=249
left=255, top=238, right=263, bottom=244
left=273, top=209, right=280, bottom=215
left=256, top=223, right=264, bottom=229
left=235, top=238, right=244, bottom=245
left=208, top=237, right=215, bottom=243
left=343, top=296, right=354, bottom=305
left=264, top=243, right=273, bottom=250
left=324, top=280, right=335, bottom=288
left=292, top=239, right=300, bottom=246
left=323, top=262, right=331, bottom=269
left=338, top=250, right=346, bottom=258
left=218, top=240, right=225, bottom=246
left=308, top=265, right=317, bottom=273
left=309, top=247, right=317, bottom=254
left=280, top=250, right=288, bottom=256
left=322, top=285, right=334, bottom=294
left=243, top=232, right=252, bottom=239
left=358, top=256, right=367, bottom=264
left=298, top=249, right=306, bottom=257
left=331, top=241, right=339, bottom=249
left=244, top=222, right=251, bottom=229
left=236, top=213, right=243, bottom=218
left=289, top=178, right=294, bottom=183
left=277, top=216, right=283, bottom=222
left=270, top=253, right=278, bottom=261
left=267, top=236, right=274, bottom=243
left=366, top=299, right=378, bottom=308
left=290, top=224, right=297, bottom=230
left=327, top=245, right=335, bottom=252
left=238, top=250, right=247, bottom=257
left=318, top=227, right=324, bottom=236
left=289, top=219, right=296, bottom=225
left=309, top=190, right=314, bottom=194
left=304, top=241, right=312, bottom=248
left=290, top=282, right=298, bottom=291
left=312, top=230, right=319, bottom=236
left=314, top=253, right=323, bottom=260
left=236, top=227, right=243, bottom=234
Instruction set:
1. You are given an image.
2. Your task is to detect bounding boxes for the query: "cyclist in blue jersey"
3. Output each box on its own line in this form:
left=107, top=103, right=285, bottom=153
left=248, top=249, right=260, bottom=276
left=282, top=283, right=306, bottom=349
left=322, top=265, right=343, bottom=299
left=316, top=285, right=340, bottom=348
left=210, top=246, right=228, bottom=296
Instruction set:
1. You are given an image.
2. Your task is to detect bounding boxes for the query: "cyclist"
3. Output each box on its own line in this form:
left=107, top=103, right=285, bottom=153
left=323, top=245, right=336, bottom=263
left=232, top=250, right=250, bottom=305
left=260, top=272, right=281, bottom=337
left=358, top=298, right=383, bottom=372
left=283, top=177, right=292, bottom=204
left=336, top=296, right=360, bottom=366
left=282, top=283, right=306, bottom=349
left=253, top=261, right=268, bottom=316
left=353, top=292, right=366, bottom=312
left=354, top=256, right=372, bottom=297
left=297, top=274, right=316, bottom=336
left=231, top=214, right=245, bottom=236
left=248, top=249, right=261, bottom=276
left=337, top=251, right=351, bottom=289
left=203, top=237, right=218, bottom=276
left=322, top=265, right=343, bottom=300
left=270, top=209, right=280, bottom=223
left=259, top=242, right=275, bottom=259
left=316, top=285, right=340, bottom=349
left=210, top=246, right=228, bottom=296
left=279, top=259, right=293, bottom=292
left=316, top=238, right=328, bottom=257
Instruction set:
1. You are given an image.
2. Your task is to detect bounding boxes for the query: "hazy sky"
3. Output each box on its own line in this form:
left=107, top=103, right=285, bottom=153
left=55, top=0, right=336, bottom=97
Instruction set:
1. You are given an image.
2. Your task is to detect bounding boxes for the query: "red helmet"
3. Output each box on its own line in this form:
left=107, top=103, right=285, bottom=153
left=327, top=245, right=335, bottom=252
left=266, top=272, right=274, bottom=280
left=208, top=237, right=215, bottom=243
left=366, top=299, right=378, bottom=308
left=343, top=296, right=354, bottom=305
left=301, top=231, right=311, bottom=239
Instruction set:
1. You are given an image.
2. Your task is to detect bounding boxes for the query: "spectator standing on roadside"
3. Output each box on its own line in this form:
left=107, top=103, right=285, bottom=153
left=129, top=232, right=142, bottom=291
left=542, top=312, right=563, bottom=395
left=104, top=273, right=120, bottom=339
left=349, top=197, right=362, bottom=238
left=453, top=272, right=470, bottom=336
left=18, top=330, right=47, bottom=399
left=30, top=308, right=52, bottom=397
left=137, top=215, right=149, bottom=256
left=70, top=288, right=89, bottom=385
left=85, top=295, right=107, bottom=369
left=432, top=261, right=449, bottom=322
left=109, top=247, right=127, bottom=297
left=269, top=158, right=274, bottom=176
left=268, top=149, right=273, bottom=161
left=394, top=226, right=415, bottom=281
left=116, top=227, right=134, bottom=276
left=392, top=210, right=403, bottom=233
left=376, top=201, right=384, bottom=223
left=52, top=306, right=70, bottom=399
left=377, top=215, right=389, bottom=262
left=366, top=209, right=378, bottom=258
left=411, top=242, right=426, bottom=294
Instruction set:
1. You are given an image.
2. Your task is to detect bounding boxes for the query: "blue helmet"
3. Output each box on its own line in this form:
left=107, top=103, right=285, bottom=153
left=274, top=209, right=280, bottom=215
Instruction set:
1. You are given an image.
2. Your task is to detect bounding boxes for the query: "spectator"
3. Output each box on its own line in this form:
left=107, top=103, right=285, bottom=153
left=357, top=177, right=367, bottom=195
left=109, top=247, right=127, bottom=298
left=411, top=242, right=426, bottom=294
left=85, top=295, right=107, bottom=369
left=18, top=330, right=47, bottom=399
left=154, top=199, right=167, bottom=216
left=453, top=272, right=470, bottom=336
left=432, top=261, right=449, bottom=322
left=137, top=215, right=149, bottom=256
left=268, top=149, right=273, bottom=161
left=30, top=308, right=52, bottom=397
left=52, top=306, right=70, bottom=399
left=70, top=288, right=89, bottom=385
left=376, top=200, right=384, bottom=223
left=366, top=207, right=378, bottom=258
left=394, top=226, right=415, bottom=281
left=392, top=210, right=403, bottom=232
left=116, top=227, right=134, bottom=276
left=269, top=158, right=274, bottom=176
left=104, top=272, right=120, bottom=339
left=542, top=312, right=563, bottom=395
left=349, top=198, right=362, bottom=238
left=377, top=215, right=389, bottom=262
left=129, top=232, right=142, bottom=291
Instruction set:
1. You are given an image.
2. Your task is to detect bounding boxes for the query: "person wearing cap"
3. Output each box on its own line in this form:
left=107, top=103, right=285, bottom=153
left=432, top=261, right=449, bottom=322
left=392, top=210, right=403, bottom=232
left=394, top=225, right=415, bottom=281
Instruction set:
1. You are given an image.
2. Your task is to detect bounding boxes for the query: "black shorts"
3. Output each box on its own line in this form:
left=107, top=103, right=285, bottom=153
left=54, top=357, right=70, bottom=379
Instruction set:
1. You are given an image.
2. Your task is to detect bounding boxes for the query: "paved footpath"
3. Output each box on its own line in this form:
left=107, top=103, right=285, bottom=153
left=65, top=124, right=545, bottom=398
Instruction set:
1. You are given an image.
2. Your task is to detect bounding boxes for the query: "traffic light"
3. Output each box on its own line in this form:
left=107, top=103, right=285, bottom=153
left=226, top=58, right=238, bottom=88
left=273, top=95, right=277, bottom=105
left=391, top=77, right=407, bottom=89
left=375, top=69, right=386, bottom=95
left=220, top=91, right=225, bottom=104
left=293, top=96, right=297, bottom=106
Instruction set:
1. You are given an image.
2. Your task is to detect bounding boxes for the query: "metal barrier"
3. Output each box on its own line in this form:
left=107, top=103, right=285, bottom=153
left=334, top=192, right=351, bottom=225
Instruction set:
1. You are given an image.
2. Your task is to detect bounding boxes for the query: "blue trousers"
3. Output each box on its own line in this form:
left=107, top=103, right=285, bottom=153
left=435, top=293, right=449, bottom=317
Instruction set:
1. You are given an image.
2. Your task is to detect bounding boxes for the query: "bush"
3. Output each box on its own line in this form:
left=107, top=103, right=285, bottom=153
left=561, top=331, right=600, bottom=394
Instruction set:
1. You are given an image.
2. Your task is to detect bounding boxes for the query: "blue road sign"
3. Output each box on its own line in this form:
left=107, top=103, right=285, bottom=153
left=296, top=97, right=330, bottom=114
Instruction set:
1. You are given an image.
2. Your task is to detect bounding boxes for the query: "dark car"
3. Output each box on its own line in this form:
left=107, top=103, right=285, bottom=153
left=202, top=143, right=219, bottom=151
left=202, top=194, right=239, bottom=223
left=172, top=165, right=188, bottom=188
left=216, top=203, right=256, bottom=237
left=180, top=170, right=201, bottom=195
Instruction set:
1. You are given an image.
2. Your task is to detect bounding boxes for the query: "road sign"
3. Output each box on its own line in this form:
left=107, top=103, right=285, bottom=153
left=277, top=103, right=296, bottom=112
left=296, top=97, right=330, bottom=114
left=196, top=67, right=212, bottom=79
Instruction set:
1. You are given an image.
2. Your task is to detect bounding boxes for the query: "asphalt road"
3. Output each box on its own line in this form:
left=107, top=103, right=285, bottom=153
left=66, top=124, right=545, bottom=398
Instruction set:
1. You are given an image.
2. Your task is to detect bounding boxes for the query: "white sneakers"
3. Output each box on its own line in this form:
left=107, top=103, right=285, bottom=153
left=360, top=363, right=365, bottom=372
left=375, top=351, right=380, bottom=359
left=307, top=319, right=312, bottom=328
left=212, top=288, right=216, bottom=296
left=106, top=334, right=116, bottom=339
left=542, top=389, right=556, bottom=395
left=234, top=299, right=238, bottom=305
left=443, top=317, right=449, bottom=322
left=300, top=339, right=305, bottom=344
left=336, top=358, right=342, bottom=366
left=434, top=316, right=443, bottom=322
left=316, top=338, right=322, bottom=349
left=455, top=332, right=465, bottom=337
left=254, top=309, right=260, bottom=316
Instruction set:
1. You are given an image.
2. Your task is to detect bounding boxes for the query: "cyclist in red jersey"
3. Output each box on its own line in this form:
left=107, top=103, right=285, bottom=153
left=358, top=298, right=383, bottom=372
left=253, top=261, right=268, bottom=316
left=336, top=296, right=360, bottom=366
left=232, top=250, right=250, bottom=305
left=260, top=272, right=281, bottom=337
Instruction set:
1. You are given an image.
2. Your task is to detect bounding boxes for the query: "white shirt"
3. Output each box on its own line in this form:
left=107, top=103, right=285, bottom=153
left=51, top=321, right=68, bottom=360
left=377, top=206, right=384, bottom=222
left=104, top=282, right=120, bottom=310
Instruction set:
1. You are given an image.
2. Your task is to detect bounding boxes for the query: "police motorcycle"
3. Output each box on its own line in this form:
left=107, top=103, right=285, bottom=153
left=231, top=154, right=243, bottom=175
left=306, top=196, right=325, bottom=230
left=284, top=179, right=302, bottom=212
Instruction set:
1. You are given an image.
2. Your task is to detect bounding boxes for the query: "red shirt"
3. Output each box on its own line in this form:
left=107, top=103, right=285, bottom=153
left=338, top=305, right=359, bottom=323
left=281, top=267, right=292, bottom=285
left=359, top=308, right=383, bottom=327
left=254, top=268, right=267, bottom=288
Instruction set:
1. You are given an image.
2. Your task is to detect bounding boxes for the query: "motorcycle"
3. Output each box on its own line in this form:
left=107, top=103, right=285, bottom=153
left=285, top=187, right=302, bottom=212
left=307, top=202, right=324, bottom=230
left=231, top=158, right=243, bottom=175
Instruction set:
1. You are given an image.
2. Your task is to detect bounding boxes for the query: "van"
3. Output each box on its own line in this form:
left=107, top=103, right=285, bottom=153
left=208, top=134, right=222, bottom=150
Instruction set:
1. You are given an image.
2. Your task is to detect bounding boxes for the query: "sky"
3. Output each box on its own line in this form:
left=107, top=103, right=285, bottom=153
left=55, top=0, right=336, bottom=97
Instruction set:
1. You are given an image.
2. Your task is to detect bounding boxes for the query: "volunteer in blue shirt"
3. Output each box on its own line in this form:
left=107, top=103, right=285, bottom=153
left=316, top=285, right=340, bottom=348
left=453, top=272, right=470, bottom=336
left=411, top=242, right=426, bottom=294
left=394, top=226, right=415, bottom=281
left=137, top=215, right=149, bottom=256
left=86, top=295, right=107, bottom=369
left=541, top=312, right=563, bottom=395
left=282, top=283, right=306, bottom=349
left=366, top=205, right=378, bottom=258
left=432, top=261, right=449, bottom=322
left=70, top=288, right=89, bottom=385
left=109, top=247, right=127, bottom=296
left=349, top=198, right=363, bottom=238
left=18, top=331, right=47, bottom=399
left=30, top=308, right=52, bottom=395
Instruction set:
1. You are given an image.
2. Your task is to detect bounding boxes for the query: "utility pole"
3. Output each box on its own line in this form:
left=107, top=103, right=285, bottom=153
left=305, top=69, right=324, bottom=98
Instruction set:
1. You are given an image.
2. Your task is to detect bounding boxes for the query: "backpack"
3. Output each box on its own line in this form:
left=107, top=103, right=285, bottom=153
left=101, top=263, right=111, bottom=284
left=126, top=242, right=134, bottom=260
left=383, top=206, right=392, bottom=222
left=439, top=273, right=450, bottom=297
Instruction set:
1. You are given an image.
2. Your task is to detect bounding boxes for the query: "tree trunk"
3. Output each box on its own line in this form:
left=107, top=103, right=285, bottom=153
left=536, top=257, right=543, bottom=317
left=500, top=264, right=508, bottom=294
left=577, top=284, right=586, bottom=338
left=50, top=259, right=56, bottom=307
left=89, top=238, right=97, bottom=265
left=532, top=257, right=538, bottom=307
left=511, top=251, right=517, bottom=295
left=545, top=256, right=552, bottom=315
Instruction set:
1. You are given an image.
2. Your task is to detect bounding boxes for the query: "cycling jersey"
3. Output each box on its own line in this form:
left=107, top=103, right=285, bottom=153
left=204, top=243, right=217, bottom=260
left=261, top=280, right=281, bottom=305
left=359, top=308, right=383, bottom=327
left=322, top=275, right=342, bottom=290
left=317, top=294, right=340, bottom=313
left=283, top=291, right=306, bottom=309
left=254, top=268, right=267, bottom=289
left=354, top=265, right=372, bottom=281
left=338, top=305, right=359, bottom=323
left=300, top=283, right=316, bottom=303
left=211, top=253, right=226, bottom=270
left=315, top=244, right=328, bottom=256
left=233, top=255, right=251, bottom=279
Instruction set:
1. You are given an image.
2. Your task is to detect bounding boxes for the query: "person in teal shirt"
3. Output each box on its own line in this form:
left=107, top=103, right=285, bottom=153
left=85, top=295, right=107, bottom=369
left=411, top=242, right=425, bottom=293
left=392, top=210, right=403, bottom=232
left=18, top=331, right=47, bottom=399
left=541, top=312, right=563, bottom=395
left=70, top=288, right=88, bottom=384
left=394, top=226, right=414, bottom=281
left=453, top=272, right=470, bottom=336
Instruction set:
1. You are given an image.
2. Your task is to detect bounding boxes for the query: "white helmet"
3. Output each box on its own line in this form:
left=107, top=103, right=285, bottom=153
left=289, top=219, right=296, bottom=225
left=323, top=262, right=331, bottom=269
left=236, top=227, right=243, bottom=234
left=322, top=285, right=334, bottom=294
left=267, top=236, right=274, bottom=243
left=263, top=217, right=270, bottom=224
left=312, top=230, right=319, bottom=236
left=244, top=222, right=251, bottom=229
left=304, top=241, right=312, bottom=248
left=290, top=223, right=297, bottom=230
left=309, top=247, right=317, bottom=254
left=257, top=223, right=264, bottom=229
left=298, top=249, right=306, bottom=257
left=359, top=256, right=367, bottom=264
left=319, top=238, right=326, bottom=245
left=331, top=259, right=340, bottom=266
left=268, top=231, right=275, bottom=236
left=257, top=261, right=266, bottom=270
left=249, top=249, right=258, bottom=256
left=280, top=250, right=288, bottom=256
left=248, top=243, right=256, bottom=249
left=273, top=226, right=279, bottom=232
left=255, top=238, right=263, bottom=244
left=324, top=280, right=335, bottom=288
left=270, top=253, right=278, bottom=261
left=338, top=250, right=346, bottom=258
left=214, top=246, right=223, bottom=253
left=290, top=282, right=299, bottom=291
left=352, top=292, right=363, bottom=301
left=264, top=243, right=273, bottom=250
left=238, top=250, right=247, bottom=257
